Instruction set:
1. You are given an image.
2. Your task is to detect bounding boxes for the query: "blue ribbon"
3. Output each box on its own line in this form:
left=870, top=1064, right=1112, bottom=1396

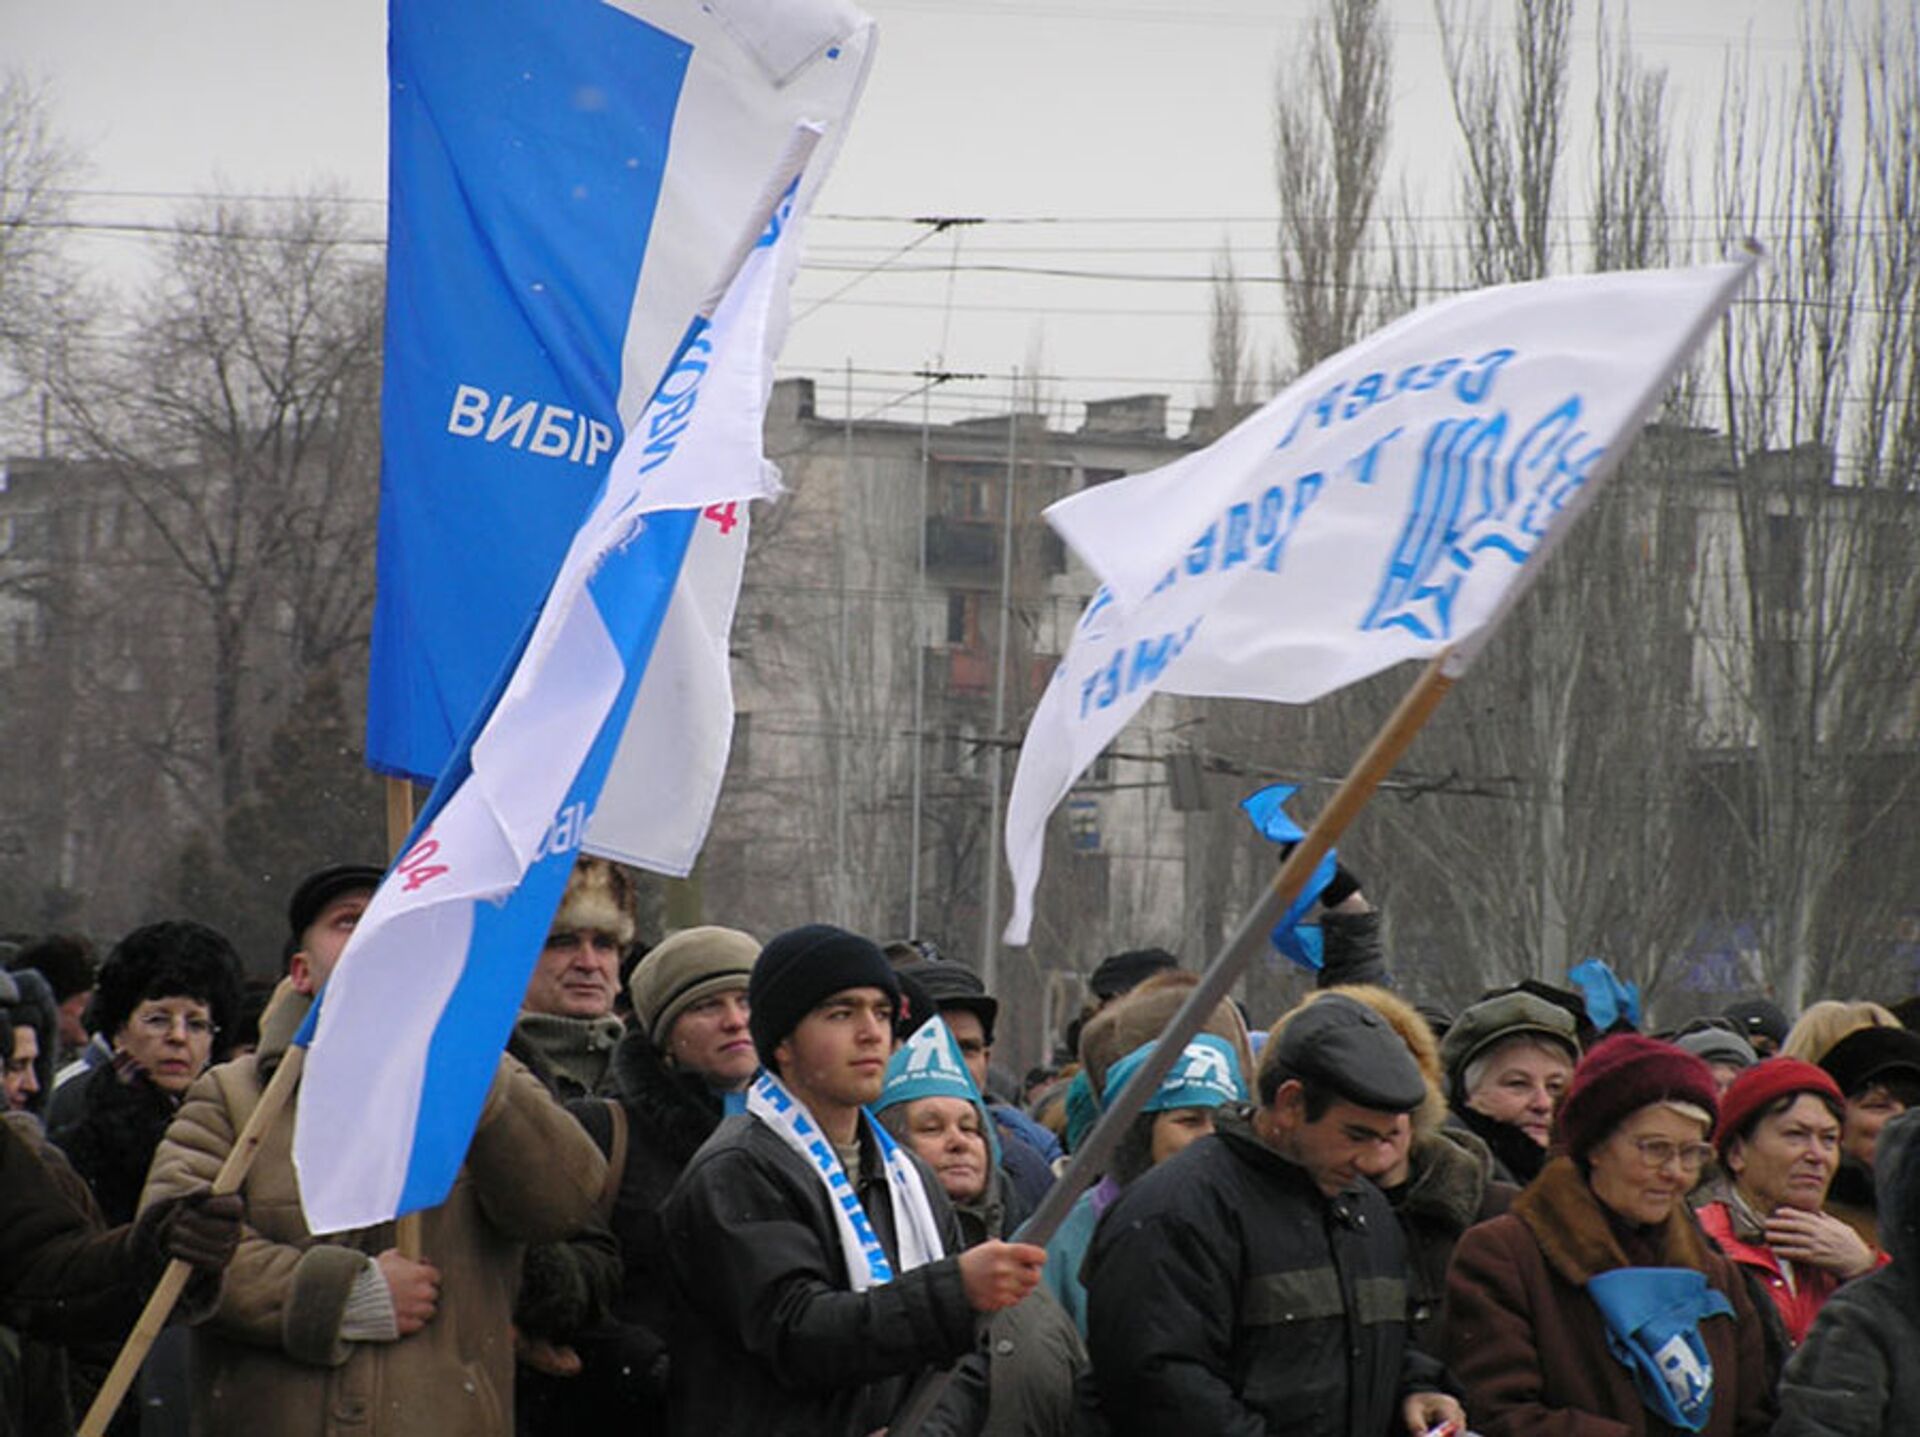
left=1240, top=783, right=1337, bottom=971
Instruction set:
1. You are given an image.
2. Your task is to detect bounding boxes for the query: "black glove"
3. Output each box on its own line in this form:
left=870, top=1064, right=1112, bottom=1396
left=140, top=1192, right=245, bottom=1272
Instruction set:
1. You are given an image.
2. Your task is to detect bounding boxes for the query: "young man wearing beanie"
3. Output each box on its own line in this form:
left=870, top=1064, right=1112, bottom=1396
left=660, top=923, right=1047, bottom=1436
left=1083, top=992, right=1464, bottom=1437
left=140, top=862, right=608, bottom=1437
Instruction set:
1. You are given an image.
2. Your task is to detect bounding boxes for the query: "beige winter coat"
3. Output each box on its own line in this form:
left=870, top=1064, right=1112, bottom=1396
left=141, top=982, right=605, bottom=1437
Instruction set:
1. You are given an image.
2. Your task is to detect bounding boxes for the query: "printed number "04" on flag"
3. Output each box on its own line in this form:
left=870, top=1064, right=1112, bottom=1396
left=396, top=833, right=449, bottom=893
left=702, top=502, right=739, bottom=535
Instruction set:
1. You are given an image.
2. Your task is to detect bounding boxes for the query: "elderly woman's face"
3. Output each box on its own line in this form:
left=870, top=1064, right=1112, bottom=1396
left=114, top=996, right=215, bottom=1094
left=1728, top=1093, right=1841, bottom=1215
left=1467, top=1038, right=1574, bottom=1147
left=904, top=1096, right=989, bottom=1204
left=1588, top=1104, right=1714, bottom=1226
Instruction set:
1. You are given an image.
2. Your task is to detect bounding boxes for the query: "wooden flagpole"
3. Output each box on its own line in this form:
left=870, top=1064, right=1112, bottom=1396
left=891, top=650, right=1457, bottom=1434
left=1010, top=648, right=1457, bottom=1249
left=385, top=776, right=425, bottom=1260
left=77, top=1048, right=307, bottom=1437
left=79, top=775, right=423, bottom=1436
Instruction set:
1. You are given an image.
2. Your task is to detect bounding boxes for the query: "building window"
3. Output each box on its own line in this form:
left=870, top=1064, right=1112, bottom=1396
left=946, top=591, right=976, bottom=646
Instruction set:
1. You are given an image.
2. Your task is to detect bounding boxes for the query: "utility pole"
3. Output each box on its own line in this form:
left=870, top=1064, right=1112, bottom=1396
left=835, top=360, right=853, bottom=926
left=979, top=368, right=1018, bottom=992
left=907, top=367, right=983, bottom=937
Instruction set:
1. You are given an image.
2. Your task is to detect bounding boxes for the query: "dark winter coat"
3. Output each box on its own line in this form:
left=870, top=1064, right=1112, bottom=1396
left=660, top=1108, right=985, bottom=1437
left=0, top=1116, right=215, bottom=1437
left=1386, top=1126, right=1515, bottom=1357
left=573, top=1030, right=728, bottom=1341
left=943, top=1136, right=1083, bottom=1437
left=1316, top=909, right=1389, bottom=989
left=1772, top=1109, right=1920, bottom=1436
left=1443, top=1156, right=1774, bottom=1437
left=1821, top=1156, right=1878, bottom=1252
left=1448, top=1106, right=1550, bottom=1188
left=49, top=1057, right=181, bottom=1225
left=501, top=1029, right=625, bottom=1437
left=1082, top=1108, right=1444, bottom=1437
left=556, top=1030, right=731, bottom=1433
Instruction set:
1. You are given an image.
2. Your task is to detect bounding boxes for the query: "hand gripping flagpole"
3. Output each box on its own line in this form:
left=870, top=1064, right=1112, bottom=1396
left=77, top=1047, right=307, bottom=1437
left=83, top=773, right=414, bottom=1432
left=893, top=245, right=1763, bottom=1435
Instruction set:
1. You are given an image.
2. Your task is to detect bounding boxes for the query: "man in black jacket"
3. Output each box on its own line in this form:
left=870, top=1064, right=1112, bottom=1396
left=1083, top=993, right=1466, bottom=1437
left=660, top=924, right=1047, bottom=1436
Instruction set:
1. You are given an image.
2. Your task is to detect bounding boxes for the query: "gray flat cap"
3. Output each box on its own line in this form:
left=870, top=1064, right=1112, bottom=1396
left=1272, top=992, right=1427, bottom=1113
left=1675, top=1028, right=1756, bottom=1071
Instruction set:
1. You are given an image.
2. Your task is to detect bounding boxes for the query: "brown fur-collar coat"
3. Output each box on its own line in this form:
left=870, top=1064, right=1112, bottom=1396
left=1443, top=1157, right=1774, bottom=1436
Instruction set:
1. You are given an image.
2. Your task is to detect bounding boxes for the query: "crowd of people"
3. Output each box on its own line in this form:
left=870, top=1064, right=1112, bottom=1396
left=4, top=854, right=1920, bottom=1437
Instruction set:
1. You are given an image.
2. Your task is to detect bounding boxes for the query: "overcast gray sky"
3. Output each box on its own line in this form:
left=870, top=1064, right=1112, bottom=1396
left=6, top=0, right=1814, bottom=431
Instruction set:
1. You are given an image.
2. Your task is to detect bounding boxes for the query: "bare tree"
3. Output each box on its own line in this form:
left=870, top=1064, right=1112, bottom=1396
left=0, top=71, right=81, bottom=451
left=1589, top=3, right=1672, bottom=272
left=50, top=191, right=383, bottom=823
left=1271, top=0, right=1393, bottom=371
left=1437, top=0, right=1573, bottom=284
left=1205, top=242, right=1256, bottom=426
left=1697, top=3, right=1920, bottom=1010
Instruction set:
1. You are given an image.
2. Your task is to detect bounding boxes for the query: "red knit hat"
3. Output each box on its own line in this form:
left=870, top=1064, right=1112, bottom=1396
left=1714, top=1058, right=1843, bottom=1156
left=1556, top=1034, right=1719, bottom=1162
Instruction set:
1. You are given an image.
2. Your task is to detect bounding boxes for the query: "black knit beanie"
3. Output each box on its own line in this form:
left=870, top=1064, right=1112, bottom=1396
left=749, top=924, right=901, bottom=1069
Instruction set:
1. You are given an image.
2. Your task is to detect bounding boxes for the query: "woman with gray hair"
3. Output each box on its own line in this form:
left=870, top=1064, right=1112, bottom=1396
left=1440, top=990, right=1580, bottom=1186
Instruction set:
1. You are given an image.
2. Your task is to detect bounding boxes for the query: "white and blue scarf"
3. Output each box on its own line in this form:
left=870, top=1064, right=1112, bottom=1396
left=748, top=1070, right=946, bottom=1292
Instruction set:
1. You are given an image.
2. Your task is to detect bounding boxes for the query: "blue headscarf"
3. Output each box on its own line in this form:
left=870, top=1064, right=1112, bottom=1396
left=876, top=1016, right=1000, bottom=1165
left=1102, top=1033, right=1247, bottom=1115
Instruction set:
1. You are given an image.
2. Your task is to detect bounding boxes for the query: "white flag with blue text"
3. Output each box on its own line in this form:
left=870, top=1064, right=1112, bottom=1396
left=1004, top=258, right=1757, bottom=944
left=295, top=133, right=837, bottom=1235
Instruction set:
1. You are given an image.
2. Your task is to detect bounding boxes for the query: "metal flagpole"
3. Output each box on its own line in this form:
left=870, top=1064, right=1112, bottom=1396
left=908, top=373, right=931, bottom=935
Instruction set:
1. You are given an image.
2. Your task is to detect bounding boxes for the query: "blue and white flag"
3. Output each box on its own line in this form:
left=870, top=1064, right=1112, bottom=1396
left=368, top=0, right=872, bottom=792
left=1005, top=258, right=1757, bottom=943
left=295, top=118, right=853, bottom=1232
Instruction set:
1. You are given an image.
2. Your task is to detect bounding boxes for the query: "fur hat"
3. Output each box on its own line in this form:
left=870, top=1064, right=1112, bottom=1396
left=1556, top=1034, right=1718, bottom=1163
left=1272, top=985, right=1448, bottom=1136
left=1820, top=1025, right=1920, bottom=1099
left=627, top=925, right=756, bottom=1046
left=549, top=857, right=637, bottom=948
left=93, top=921, right=245, bottom=1058
left=1088, top=948, right=1178, bottom=1002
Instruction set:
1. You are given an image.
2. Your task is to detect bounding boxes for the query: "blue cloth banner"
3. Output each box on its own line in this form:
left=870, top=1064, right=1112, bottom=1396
left=370, top=0, right=693, bottom=782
